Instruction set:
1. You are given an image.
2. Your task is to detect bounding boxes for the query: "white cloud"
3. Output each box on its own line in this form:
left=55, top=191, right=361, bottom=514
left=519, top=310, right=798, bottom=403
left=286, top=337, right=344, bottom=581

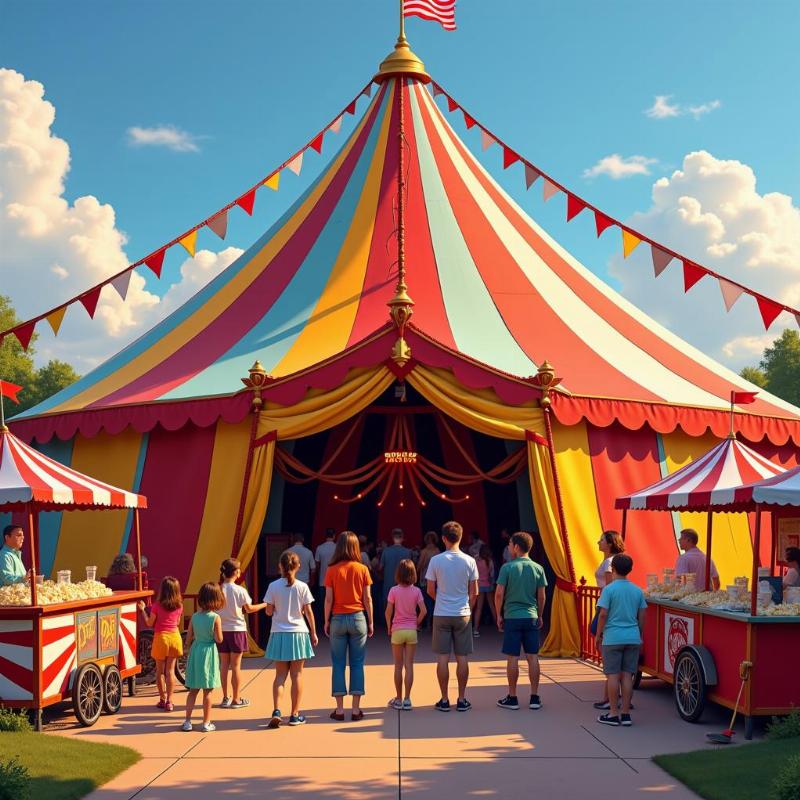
left=583, top=154, right=657, bottom=180
left=610, top=150, right=800, bottom=370
left=645, top=95, right=721, bottom=120
left=127, top=124, right=201, bottom=153
left=0, top=68, right=238, bottom=372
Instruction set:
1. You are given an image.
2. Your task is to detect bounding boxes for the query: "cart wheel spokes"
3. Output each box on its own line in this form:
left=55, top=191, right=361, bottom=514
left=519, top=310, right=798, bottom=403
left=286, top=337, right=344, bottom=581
left=72, top=663, right=104, bottom=727
left=136, top=630, right=156, bottom=685
left=103, top=665, right=123, bottom=714
left=673, top=649, right=707, bottom=723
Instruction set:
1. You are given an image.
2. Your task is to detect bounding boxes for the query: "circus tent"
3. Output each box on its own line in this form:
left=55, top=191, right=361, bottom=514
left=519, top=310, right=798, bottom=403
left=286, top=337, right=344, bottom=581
left=6, top=38, right=800, bottom=655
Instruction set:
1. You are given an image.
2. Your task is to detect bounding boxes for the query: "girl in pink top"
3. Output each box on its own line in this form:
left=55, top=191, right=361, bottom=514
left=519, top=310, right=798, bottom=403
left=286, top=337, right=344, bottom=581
left=385, top=559, right=426, bottom=710
left=473, top=545, right=497, bottom=638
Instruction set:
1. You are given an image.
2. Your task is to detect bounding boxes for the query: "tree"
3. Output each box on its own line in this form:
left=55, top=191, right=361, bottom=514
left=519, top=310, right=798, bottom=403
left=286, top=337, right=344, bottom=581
left=740, top=329, right=800, bottom=407
left=739, top=366, right=767, bottom=388
left=0, top=295, right=81, bottom=416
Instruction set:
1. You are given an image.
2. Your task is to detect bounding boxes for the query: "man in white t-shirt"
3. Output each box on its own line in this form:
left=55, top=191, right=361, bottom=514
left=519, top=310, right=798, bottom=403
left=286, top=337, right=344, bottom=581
left=426, top=520, right=479, bottom=713
left=288, top=534, right=316, bottom=585
left=313, top=528, right=337, bottom=621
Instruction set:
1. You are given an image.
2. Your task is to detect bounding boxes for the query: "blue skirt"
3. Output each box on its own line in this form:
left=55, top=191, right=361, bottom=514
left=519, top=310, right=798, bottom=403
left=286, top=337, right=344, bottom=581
left=266, top=632, right=315, bottom=662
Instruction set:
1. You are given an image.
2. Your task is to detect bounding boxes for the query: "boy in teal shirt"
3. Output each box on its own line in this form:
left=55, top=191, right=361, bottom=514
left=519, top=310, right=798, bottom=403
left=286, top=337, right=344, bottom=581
left=595, top=554, right=646, bottom=727
left=494, top=531, right=547, bottom=710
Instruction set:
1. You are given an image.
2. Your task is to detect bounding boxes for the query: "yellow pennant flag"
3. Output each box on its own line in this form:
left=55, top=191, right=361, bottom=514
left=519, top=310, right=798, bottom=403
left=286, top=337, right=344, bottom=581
left=622, top=230, right=642, bottom=258
left=179, top=230, right=198, bottom=258
left=46, top=306, right=67, bottom=336
left=263, top=172, right=280, bottom=191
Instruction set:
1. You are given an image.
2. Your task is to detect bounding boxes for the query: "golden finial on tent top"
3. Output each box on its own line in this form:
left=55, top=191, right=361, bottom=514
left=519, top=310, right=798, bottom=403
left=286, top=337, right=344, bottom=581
left=374, top=1, right=431, bottom=84
left=241, top=360, right=270, bottom=411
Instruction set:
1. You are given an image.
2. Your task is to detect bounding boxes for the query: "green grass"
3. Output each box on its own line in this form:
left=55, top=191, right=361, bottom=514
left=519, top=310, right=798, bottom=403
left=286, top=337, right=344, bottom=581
left=654, top=738, right=799, bottom=800
left=5, top=732, right=140, bottom=800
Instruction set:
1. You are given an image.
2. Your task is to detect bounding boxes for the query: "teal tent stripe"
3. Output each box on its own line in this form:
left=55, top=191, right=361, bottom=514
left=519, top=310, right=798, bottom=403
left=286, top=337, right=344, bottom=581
left=120, top=432, right=149, bottom=554
left=33, top=437, right=75, bottom=576
left=656, top=432, right=682, bottom=548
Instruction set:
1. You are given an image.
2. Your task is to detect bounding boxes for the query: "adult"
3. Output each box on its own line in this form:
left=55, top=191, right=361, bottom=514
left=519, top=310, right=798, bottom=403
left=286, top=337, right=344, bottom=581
left=499, top=528, right=513, bottom=564
left=380, top=529, right=411, bottom=619
left=416, top=531, right=440, bottom=626
left=467, top=531, right=484, bottom=559
left=596, top=531, right=625, bottom=588
left=314, top=528, right=337, bottom=620
left=358, top=535, right=372, bottom=571
left=324, top=531, right=374, bottom=721
left=0, top=525, right=26, bottom=586
left=473, top=544, right=497, bottom=637
left=288, top=534, right=316, bottom=586
left=495, top=532, right=547, bottom=710
left=425, top=521, right=478, bottom=712
left=783, top=547, right=800, bottom=588
left=675, top=528, right=720, bottom=591
left=104, top=553, right=139, bottom=591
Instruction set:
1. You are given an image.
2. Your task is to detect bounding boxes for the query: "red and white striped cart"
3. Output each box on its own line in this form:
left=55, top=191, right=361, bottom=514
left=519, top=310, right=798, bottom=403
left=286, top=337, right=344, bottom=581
left=0, top=426, right=149, bottom=729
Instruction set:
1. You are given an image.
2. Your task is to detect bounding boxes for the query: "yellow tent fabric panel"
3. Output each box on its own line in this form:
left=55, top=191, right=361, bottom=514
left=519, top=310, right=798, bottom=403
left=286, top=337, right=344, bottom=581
left=51, top=428, right=142, bottom=578
left=660, top=430, right=753, bottom=584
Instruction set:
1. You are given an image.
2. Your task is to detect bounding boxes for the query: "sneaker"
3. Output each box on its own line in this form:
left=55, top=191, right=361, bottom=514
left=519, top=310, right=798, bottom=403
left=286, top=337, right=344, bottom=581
left=219, top=697, right=232, bottom=709
left=268, top=709, right=282, bottom=729
left=201, top=722, right=216, bottom=732
left=435, top=699, right=451, bottom=712
left=156, top=699, right=166, bottom=709
left=497, top=695, right=520, bottom=710
left=621, top=713, right=632, bottom=726
left=529, top=695, right=542, bottom=710
left=229, top=698, right=250, bottom=709
left=593, top=700, right=610, bottom=710
left=597, top=714, right=621, bottom=727
left=288, top=714, right=307, bottom=726
left=456, top=699, right=472, bottom=712
left=165, top=701, right=174, bottom=712
left=388, top=698, right=403, bottom=710
left=472, top=629, right=480, bottom=637
left=181, top=720, right=192, bottom=732
left=402, top=699, right=412, bottom=711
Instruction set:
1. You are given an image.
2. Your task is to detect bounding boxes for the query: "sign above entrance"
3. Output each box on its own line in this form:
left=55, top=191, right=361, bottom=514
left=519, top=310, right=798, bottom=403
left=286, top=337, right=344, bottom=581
left=384, top=451, right=418, bottom=464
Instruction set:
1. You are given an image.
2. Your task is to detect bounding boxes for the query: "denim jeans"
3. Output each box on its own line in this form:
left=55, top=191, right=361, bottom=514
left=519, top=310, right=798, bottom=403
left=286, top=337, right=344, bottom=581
left=330, top=612, right=368, bottom=696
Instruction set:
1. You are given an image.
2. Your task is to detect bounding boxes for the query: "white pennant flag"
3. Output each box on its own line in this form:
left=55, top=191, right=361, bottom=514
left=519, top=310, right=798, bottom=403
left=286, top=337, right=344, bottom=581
left=111, top=269, right=133, bottom=301
left=480, top=129, right=495, bottom=151
left=287, top=152, right=304, bottom=176
left=432, top=85, right=444, bottom=97
left=718, top=278, right=744, bottom=311
left=524, top=164, right=540, bottom=189
left=542, top=178, right=560, bottom=202
left=330, top=115, right=343, bottom=134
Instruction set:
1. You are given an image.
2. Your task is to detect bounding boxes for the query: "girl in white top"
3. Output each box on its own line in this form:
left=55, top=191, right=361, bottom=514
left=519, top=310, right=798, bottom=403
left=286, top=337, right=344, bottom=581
left=218, top=558, right=266, bottom=709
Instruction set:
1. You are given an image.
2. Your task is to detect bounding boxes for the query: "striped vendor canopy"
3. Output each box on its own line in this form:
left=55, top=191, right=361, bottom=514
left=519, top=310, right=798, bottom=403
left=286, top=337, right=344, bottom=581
left=0, top=427, right=147, bottom=511
left=11, top=77, right=800, bottom=445
left=616, top=437, right=786, bottom=511
left=724, top=464, right=800, bottom=508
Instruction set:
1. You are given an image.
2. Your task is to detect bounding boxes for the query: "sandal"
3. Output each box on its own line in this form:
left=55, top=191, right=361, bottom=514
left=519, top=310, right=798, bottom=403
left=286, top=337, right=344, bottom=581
left=351, top=710, right=364, bottom=721
left=329, top=710, right=345, bottom=721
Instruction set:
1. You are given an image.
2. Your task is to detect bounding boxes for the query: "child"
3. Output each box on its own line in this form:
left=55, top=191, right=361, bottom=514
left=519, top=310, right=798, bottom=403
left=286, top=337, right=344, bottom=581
left=137, top=576, right=183, bottom=712
left=218, top=558, right=266, bottom=709
left=594, top=554, right=647, bottom=727
left=385, top=559, right=426, bottom=710
left=182, top=582, right=225, bottom=732
left=473, top=545, right=497, bottom=637
left=264, top=550, right=318, bottom=728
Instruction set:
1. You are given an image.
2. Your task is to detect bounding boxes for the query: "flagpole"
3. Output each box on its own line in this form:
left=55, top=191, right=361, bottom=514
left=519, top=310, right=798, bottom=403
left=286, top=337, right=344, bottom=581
left=399, top=0, right=405, bottom=42
left=0, top=389, right=5, bottom=430
left=729, top=391, right=735, bottom=439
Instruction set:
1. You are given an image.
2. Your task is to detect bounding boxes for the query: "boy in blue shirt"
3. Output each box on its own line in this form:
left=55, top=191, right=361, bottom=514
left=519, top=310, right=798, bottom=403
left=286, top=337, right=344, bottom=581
left=595, top=554, right=646, bottom=727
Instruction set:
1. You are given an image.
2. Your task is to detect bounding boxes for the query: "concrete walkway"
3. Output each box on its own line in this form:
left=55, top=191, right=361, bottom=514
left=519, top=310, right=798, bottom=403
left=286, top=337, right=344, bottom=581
left=48, top=630, right=736, bottom=799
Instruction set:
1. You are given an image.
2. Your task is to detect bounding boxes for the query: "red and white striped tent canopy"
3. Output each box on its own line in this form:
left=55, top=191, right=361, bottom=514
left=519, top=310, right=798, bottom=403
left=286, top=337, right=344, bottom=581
left=615, top=437, right=786, bottom=511
left=726, top=465, right=800, bottom=508
left=0, top=427, right=147, bottom=511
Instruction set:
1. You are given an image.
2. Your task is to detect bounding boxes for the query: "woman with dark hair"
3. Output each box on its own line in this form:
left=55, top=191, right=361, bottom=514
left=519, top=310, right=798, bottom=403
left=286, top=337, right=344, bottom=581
left=784, top=547, right=800, bottom=588
left=324, top=531, right=373, bottom=721
left=104, top=552, right=145, bottom=591
left=595, top=531, right=625, bottom=588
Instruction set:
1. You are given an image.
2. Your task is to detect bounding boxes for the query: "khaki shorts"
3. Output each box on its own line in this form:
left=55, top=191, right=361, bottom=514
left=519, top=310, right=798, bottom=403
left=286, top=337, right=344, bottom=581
left=432, top=615, right=473, bottom=656
left=601, top=644, right=640, bottom=675
left=391, top=629, right=418, bottom=645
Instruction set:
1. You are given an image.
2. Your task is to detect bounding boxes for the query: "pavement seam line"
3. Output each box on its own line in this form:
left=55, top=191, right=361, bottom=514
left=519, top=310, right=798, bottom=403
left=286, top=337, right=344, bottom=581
left=580, top=725, right=638, bottom=773
left=126, top=734, right=207, bottom=799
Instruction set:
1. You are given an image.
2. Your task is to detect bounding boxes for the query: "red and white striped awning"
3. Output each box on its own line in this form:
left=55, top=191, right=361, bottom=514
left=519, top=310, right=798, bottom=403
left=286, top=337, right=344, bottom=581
left=615, top=437, right=785, bottom=511
left=0, top=427, right=147, bottom=511
left=727, top=465, right=800, bottom=508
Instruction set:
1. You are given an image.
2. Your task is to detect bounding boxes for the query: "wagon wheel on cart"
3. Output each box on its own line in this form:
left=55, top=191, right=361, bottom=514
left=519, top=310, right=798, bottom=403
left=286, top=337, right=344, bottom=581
left=136, top=629, right=156, bottom=684
left=175, top=631, right=188, bottom=686
left=103, top=665, right=123, bottom=714
left=673, top=649, right=707, bottom=722
left=72, top=663, right=104, bottom=726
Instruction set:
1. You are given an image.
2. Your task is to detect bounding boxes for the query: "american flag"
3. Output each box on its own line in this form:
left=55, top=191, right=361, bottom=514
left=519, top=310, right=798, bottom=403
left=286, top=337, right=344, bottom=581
left=403, top=0, right=457, bottom=31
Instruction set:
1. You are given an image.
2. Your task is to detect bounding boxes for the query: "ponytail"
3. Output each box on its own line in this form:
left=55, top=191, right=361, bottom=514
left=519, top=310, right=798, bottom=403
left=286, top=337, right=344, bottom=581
left=220, top=558, right=241, bottom=584
left=279, top=550, right=301, bottom=586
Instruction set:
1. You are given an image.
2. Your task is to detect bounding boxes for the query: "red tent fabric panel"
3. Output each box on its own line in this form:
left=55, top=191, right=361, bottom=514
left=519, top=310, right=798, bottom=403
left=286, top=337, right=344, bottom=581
left=587, top=422, right=678, bottom=581
left=137, top=424, right=216, bottom=588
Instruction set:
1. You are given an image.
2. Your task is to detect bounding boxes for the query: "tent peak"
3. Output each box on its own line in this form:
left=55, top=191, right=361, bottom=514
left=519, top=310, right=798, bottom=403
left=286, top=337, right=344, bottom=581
left=375, top=33, right=430, bottom=84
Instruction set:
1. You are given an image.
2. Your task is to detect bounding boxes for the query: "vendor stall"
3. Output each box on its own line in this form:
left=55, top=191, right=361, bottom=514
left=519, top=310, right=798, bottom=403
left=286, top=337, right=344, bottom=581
left=616, top=435, right=800, bottom=738
left=0, top=426, right=148, bottom=729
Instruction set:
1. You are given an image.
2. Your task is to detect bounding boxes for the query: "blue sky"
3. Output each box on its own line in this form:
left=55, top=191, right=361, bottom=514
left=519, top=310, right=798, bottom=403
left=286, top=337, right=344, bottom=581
left=2, top=0, right=800, bottom=370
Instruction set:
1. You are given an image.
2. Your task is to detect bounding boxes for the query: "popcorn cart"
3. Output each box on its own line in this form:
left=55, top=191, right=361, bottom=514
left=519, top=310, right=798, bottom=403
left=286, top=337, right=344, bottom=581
left=0, top=426, right=149, bottom=729
left=616, top=436, right=800, bottom=738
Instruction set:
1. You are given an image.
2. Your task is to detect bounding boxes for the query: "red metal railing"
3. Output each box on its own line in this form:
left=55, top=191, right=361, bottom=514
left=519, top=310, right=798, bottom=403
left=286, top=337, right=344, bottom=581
left=577, top=577, right=602, bottom=665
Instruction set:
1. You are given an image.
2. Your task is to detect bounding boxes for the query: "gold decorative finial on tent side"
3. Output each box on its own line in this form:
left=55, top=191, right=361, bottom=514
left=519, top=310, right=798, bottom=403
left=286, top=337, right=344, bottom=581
left=374, top=1, right=431, bottom=84
left=531, top=361, right=562, bottom=408
left=241, top=360, right=270, bottom=411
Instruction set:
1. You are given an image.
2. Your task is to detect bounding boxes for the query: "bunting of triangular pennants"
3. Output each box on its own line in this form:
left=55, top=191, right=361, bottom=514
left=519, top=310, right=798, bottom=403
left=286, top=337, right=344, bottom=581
left=0, top=79, right=378, bottom=351
left=429, top=80, right=799, bottom=334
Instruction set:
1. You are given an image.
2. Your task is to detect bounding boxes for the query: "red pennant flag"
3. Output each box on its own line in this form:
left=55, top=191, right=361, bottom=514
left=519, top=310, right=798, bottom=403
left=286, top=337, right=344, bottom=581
left=731, top=390, right=758, bottom=405
left=235, top=188, right=256, bottom=216
left=594, top=211, right=615, bottom=238
left=309, top=132, right=324, bottom=154
left=682, top=260, right=707, bottom=292
left=446, top=96, right=458, bottom=113
left=13, top=321, right=35, bottom=351
left=755, top=295, right=783, bottom=330
left=79, top=285, right=102, bottom=319
left=345, top=100, right=357, bottom=116
left=566, top=195, right=587, bottom=222
left=0, top=380, right=23, bottom=404
left=462, top=111, right=476, bottom=129
left=144, top=249, right=166, bottom=278
left=503, top=146, right=520, bottom=169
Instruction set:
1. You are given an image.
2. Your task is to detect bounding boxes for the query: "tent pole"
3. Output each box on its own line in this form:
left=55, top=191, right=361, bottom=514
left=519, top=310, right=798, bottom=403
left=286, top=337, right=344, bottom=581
left=27, top=503, right=38, bottom=607
left=705, top=512, right=713, bottom=591
left=751, top=506, right=761, bottom=617
left=133, top=508, right=143, bottom=592
left=621, top=508, right=628, bottom=541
